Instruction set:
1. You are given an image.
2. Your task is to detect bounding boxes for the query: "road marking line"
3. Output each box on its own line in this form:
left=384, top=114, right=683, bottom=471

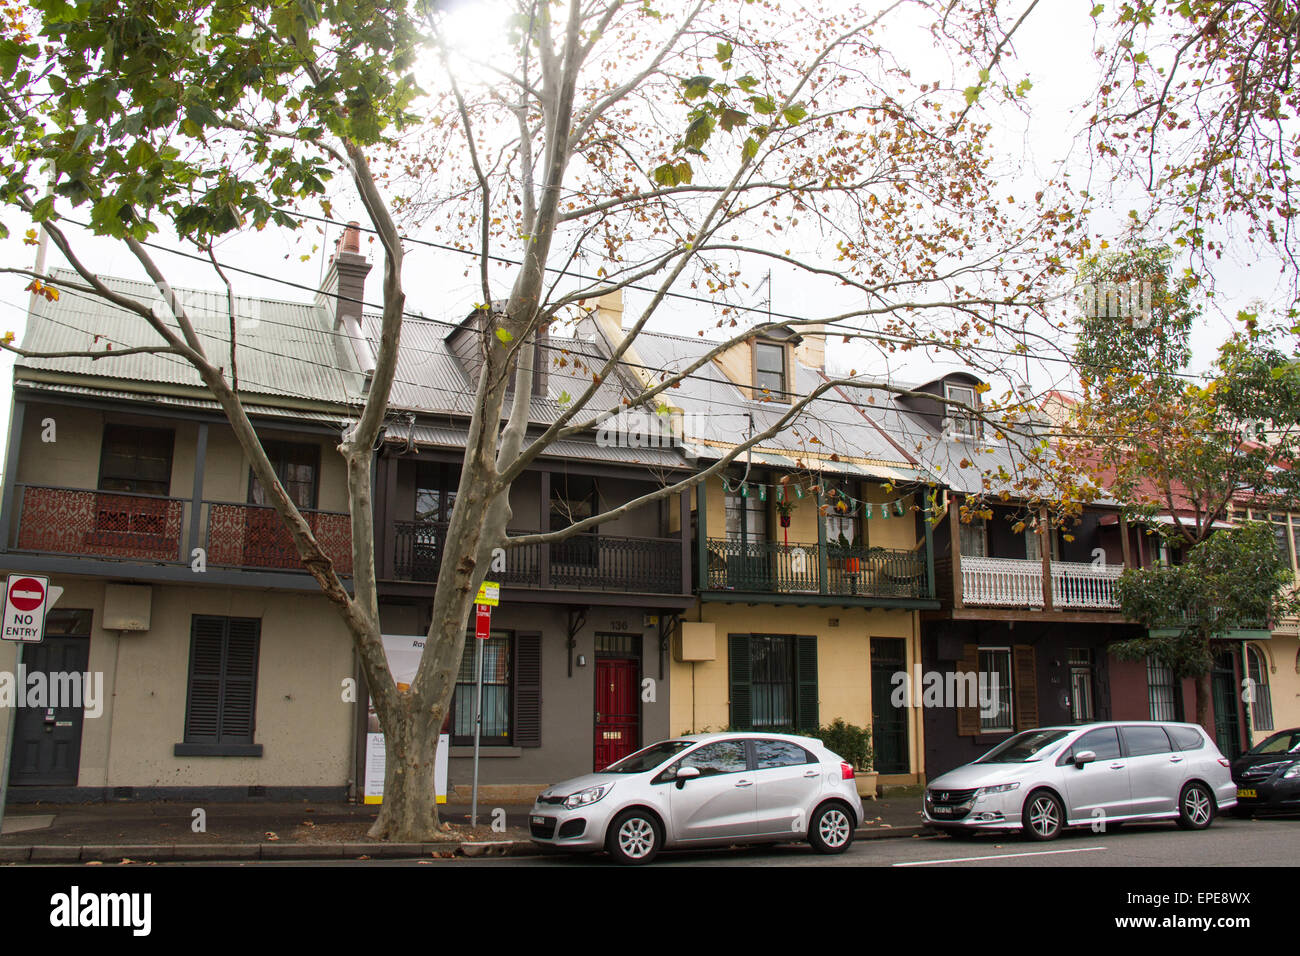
left=892, top=846, right=1108, bottom=866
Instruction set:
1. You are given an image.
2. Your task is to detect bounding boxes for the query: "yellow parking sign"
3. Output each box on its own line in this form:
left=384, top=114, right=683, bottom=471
left=475, top=581, right=500, bottom=607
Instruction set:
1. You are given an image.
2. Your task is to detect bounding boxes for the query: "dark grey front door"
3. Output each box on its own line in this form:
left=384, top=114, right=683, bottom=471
left=8, top=633, right=91, bottom=787
left=871, top=638, right=909, bottom=774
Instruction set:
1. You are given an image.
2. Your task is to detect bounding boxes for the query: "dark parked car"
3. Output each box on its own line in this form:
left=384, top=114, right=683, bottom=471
left=1231, top=728, right=1300, bottom=816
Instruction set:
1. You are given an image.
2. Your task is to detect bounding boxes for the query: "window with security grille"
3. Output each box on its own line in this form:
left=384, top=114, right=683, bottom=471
left=1247, top=644, right=1273, bottom=732
left=978, top=648, right=1013, bottom=732
left=1147, top=656, right=1179, bottom=721
left=751, top=635, right=795, bottom=728
left=179, top=616, right=261, bottom=755
left=1068, top=648, right=1095, bottom=723
left=727, top=633, right=818, bottom=732
left=452, top=632, right=512, bottom=744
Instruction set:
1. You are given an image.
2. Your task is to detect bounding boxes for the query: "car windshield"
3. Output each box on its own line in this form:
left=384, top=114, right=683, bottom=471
left=1245, top=730, right=1300, bottom=756
left=977, top=729, right=1072, bottom=763
left=602, top=740, right=695, bottom=773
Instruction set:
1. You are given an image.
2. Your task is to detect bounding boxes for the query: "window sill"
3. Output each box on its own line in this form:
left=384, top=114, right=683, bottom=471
left=449, top=746, right=521, bottom=758
left=173, top=743, right=264, bottom=757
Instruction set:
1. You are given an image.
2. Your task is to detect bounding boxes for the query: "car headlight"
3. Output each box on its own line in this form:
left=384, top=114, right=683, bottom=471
left=1282, top=762, right=1300, bottom=779
left=977, top=782, right=1020, bottom=796
left=563, top=784, right=613, bottom=809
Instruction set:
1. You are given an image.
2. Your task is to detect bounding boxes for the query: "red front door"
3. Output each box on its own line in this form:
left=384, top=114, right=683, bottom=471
left=595, top=658, right=639, bottom=770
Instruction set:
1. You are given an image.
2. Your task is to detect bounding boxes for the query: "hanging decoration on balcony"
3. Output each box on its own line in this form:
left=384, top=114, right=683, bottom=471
left=718, top=475, right=916, bottom=518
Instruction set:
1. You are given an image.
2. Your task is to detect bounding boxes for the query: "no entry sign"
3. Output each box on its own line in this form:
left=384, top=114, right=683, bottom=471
left=2, top=574, right=51, bottom=643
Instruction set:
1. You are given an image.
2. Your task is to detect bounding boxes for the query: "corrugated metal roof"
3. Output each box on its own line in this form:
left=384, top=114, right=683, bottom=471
left=17, top=381, right=354, bottom=427
left=363, top=314, right=633, bottom=428
left=20, top=269, right=366, bottom=409
left=585, top=322, right=928, bottom=482
left=393, top=423, right=689, bottom=469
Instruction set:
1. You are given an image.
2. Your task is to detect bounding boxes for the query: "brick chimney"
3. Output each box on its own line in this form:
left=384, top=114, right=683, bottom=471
left=317, top=221, right=374, bottom=379
left=316, top=221, right=371, bottom=330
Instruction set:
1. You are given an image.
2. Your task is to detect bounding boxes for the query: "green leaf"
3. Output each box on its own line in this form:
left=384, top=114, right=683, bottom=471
left=751, top=95, right=777, bottom=115
left=1090, top=3, right=1105, bottom=16
left=742, top=136, right=759, bottom=162
left=653, top=162, right=680, bottom=187
left=715, top=41, right=733, bottom=64
left=494, top=327, right=514, bottom=344
left=719, top=108, right=749, bottom=132
left=736, top=75, right=759, bottom=93
left=683, top=113, right=715, bottom=149
left=682, top=75, right=714, bottom=100
left=781, top=104, right=807, bottom=125
left=963, top=85, right=983, bottom=106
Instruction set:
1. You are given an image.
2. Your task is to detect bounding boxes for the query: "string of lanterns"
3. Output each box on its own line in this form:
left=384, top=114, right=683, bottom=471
left=718, top=475, right=911, bottom=518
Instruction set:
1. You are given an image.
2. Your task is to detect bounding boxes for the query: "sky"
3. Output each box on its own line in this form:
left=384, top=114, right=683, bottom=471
left=0, top=0, right=1293, bottom=477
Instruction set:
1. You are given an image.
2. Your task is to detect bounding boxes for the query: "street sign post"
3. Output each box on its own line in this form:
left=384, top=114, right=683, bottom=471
left=0, top=575, right=63, bottom=835
left=2, top=574, right=52, bottom=644
left=470, top=582, right=498, bottom=828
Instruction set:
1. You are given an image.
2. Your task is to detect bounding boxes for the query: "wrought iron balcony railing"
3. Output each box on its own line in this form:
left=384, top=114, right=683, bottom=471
left=391, top=521, right=684, bottom=594
left=703, top=538, right=928, bottom=600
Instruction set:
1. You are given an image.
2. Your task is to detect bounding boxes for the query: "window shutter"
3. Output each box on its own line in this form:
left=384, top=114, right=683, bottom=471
left=796, top=636, right=819, bottom=732
left=728, top=634, right=752, bottom=730
left=221, top=618, right=260, bottom=743
left=514, top=632, right=542, bottom=747
left=1013, top=645, right=1038, bottom=731
left=185, top=616, right=226, bottom=743
left=955, top=643, right=980, bottom=736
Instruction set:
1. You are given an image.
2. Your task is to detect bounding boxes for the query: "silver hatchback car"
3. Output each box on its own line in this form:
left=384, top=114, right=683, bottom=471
left=530, top=732, right=865, bottom=864
left=924, top=721, right=1237, bottom=840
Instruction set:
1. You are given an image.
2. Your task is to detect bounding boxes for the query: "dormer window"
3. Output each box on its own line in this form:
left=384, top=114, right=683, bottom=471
left=754, top=340, right=788, bottom=401
left=945, top=382, right=979, bottom=439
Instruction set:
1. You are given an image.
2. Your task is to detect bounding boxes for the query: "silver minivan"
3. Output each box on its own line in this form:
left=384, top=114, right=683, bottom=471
left=924, top=721, right=1237, bottom=840
left=530, top=732, right=865, bottom=864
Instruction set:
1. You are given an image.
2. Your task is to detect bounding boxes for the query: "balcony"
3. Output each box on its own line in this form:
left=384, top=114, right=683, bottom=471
left=954, top=555, right=1122, bottom=610
left=10, top=483, right=352, bottom=577
left=15, top=485, right=186, bottom=562
left=391, top=520, right=684, bottom=594
left=205, top=501, right=353, bottom=575
left=703, top=538, right=930, bottom=601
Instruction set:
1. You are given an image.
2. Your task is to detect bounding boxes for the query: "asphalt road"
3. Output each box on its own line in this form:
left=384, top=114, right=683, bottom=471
left=154, top=815, right=1299, bottom=867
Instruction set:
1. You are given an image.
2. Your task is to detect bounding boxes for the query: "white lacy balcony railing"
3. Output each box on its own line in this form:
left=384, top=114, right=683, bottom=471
left=960, top=556, right=1122, bottom=609
left=961, top=556, right=1045, bottom=607
left=1050, top=560, right=1123, bottom=609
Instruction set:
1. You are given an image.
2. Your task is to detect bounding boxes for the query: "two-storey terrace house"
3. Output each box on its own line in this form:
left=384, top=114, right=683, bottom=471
left=0, top=258, right=367, bottom=801
left=874, top=373, right=1152, bottom=778
left=582, top=295, right=940, bottom=791
left=358, top=297, right=696, bottom=804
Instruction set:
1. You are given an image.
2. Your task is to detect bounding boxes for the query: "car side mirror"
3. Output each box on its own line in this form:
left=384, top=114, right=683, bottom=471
left=1073, top=750, right=1097, bottom=767
left=674, top=766, right=701, bottom=789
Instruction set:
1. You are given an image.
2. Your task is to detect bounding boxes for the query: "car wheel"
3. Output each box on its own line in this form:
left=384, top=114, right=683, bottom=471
left=1176, top=782, right=1215, bottom=830
left=1022, top=790, right=1064, bottom=841
left=606, top=809, right=662, bottom=865
left=808, top=802, right=855, bottom=854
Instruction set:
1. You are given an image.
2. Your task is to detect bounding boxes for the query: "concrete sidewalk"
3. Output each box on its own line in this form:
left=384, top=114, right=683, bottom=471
left=0, top=790, right=931, bottom=862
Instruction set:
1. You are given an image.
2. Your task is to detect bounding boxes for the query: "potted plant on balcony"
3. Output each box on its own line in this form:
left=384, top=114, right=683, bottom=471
left=775, top=497, right=794, bottom=528
left=814, top=718, right=876, bottom=799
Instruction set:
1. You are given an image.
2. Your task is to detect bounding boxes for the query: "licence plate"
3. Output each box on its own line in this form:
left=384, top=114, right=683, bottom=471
left=531, top=815, right=546, bottom=825
left=931, top=806, right=952, bottom=815
left=1237, top=788, right=1257, bottom=800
